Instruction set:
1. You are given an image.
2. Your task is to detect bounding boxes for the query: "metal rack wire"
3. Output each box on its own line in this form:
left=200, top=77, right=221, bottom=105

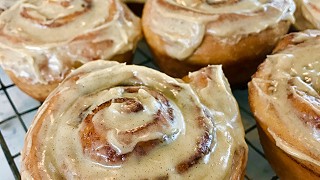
left=0, top=40, right=278, bottom=180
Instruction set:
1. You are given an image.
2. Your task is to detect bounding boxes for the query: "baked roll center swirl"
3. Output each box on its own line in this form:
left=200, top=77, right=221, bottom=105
left=20, top=0, right=92, bottom=28
left=78, top=85, right=216, bottom=172
left=79, top=86, right=189, bottom=166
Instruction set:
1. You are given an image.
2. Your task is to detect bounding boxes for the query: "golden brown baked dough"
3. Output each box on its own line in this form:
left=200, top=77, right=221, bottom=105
left=142, top=0, right=295, bottom=87
left=294, top=0, right=320, bottom=30
left=0, top=0, right=142, bottom=101
left=249, top=30, right=320, bottom=179
left=21, top=60, right=247, bottom=179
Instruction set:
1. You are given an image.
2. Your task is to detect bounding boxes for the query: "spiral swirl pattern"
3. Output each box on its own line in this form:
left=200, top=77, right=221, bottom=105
left=21, top=61, right=247, bottom=179
left=0, top=0, right=141, bottom=84
left=79, top=86, right=186, bottom=166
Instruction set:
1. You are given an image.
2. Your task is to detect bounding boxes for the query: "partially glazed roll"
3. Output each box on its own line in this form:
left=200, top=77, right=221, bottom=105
left=249, top=30, right=320, bottom=179
left=0, top=0, right=142, bottom=101
left=294, top=0, right=320, bottom=30
left=21, top=60, right=247, bottom=179
left=142, top=0, right=295, bottom=87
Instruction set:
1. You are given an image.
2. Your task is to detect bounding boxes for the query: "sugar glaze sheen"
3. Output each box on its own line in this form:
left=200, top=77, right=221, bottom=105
left=21, top=61, right=248, bottom=179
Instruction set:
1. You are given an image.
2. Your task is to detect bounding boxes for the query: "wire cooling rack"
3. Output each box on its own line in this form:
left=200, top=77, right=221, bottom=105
left=0, top=40, right=278, bottom=180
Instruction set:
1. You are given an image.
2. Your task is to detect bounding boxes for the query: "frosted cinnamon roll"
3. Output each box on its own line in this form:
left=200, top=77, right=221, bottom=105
left=0, top=0, right=142, bottom=101
left=249, top=30, right=320, bottom=179
left=142, top=0, right=295, bottom=87
left=294, top=0, right=320, bottom=30
left=21, top=60, right=247, bottom=179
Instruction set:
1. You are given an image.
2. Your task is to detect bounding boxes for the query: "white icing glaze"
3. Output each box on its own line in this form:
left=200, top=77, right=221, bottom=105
left=0, top=0, right=141, bottom=84
left=21, top=61, right=246, bottom=179
left=145, top=0, right=295, bottom=60
left=0, top=0, right=17, bottom=12
left=294, top=0, right=320, bottom=30
left=250, top=31, right=320, bottom=164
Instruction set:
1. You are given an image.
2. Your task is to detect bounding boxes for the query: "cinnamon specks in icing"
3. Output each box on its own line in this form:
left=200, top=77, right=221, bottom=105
left=0, top=0, right=142, bottom=84
left=249, top=30, right=320, bottom=178
left=0, top=0, right=142, bottom=101
left=21, top=61, right=247, bottom=179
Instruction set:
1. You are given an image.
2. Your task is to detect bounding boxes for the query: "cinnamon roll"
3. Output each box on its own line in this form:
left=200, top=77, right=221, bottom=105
left=142, top=0, right=295, bottom=87
left=0, top=0, right=142, bottom=101
left=249, top=30, right=320, bottom=179
left=21, top=60, right=248, bottom=179
left=294, top=0, right=320, bottom=30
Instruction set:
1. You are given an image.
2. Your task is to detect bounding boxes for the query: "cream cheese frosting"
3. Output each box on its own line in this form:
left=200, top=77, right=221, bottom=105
left=0, top=0, right=17, bottom=12
left=294, top=0, right=320, bottom=30
left=145, top=0, right=295, bottom=60
left=250, top=30, right=320, bottom=165
left=21, top=60, right=247, bottom=179
left=0, top=0, right=142, bottom=84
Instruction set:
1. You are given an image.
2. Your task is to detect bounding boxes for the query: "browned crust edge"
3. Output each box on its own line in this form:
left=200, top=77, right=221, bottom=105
left=21, top=64, right=248, bottom=179
left=4, top=51, right=133, bottom=102
left=142, top=1, right=291, bottom=87
left=255, top=121, right=320, bottom=180
left=6, top=70, right=61, bottom=102
left=230, top=146, right=248, bottom=180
